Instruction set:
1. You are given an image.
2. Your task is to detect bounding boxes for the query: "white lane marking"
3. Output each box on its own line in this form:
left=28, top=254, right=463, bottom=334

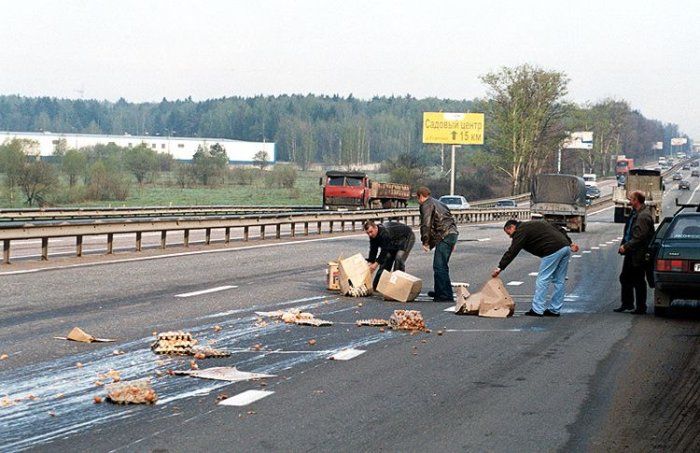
left=218, top=390, right=274, bottom=407
left=175, top=285, right=238, bottom=298
left=591, top=247, right=600, bottom=250
left=572, top=254, right=582, bottom=258
left=588, top=205, right=615, bottom=215
left=329, top=349, right=366, bottom=361
left=444, top=328, right=537, bottom=333
left=477, top=237, right=491, bottom=242
left=443, top=306, right=458, bottom=312
left=507, top=281, right=524, bottom=286
left=599, top=244, right=608, bottom=247
left=528, top=272, right=538, bottom=276
left=582, top=250, right=592, bottom=254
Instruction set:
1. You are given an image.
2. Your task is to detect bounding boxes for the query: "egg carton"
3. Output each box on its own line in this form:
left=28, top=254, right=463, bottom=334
left=389, top=309, right=426, bottom=331
left=151, top=331, right=198, bottom=355
left=105, top=379, right=157, bottom=405
left=356, top=319, right=390, bottom=327
left=192, top=346, right=231, bottom=358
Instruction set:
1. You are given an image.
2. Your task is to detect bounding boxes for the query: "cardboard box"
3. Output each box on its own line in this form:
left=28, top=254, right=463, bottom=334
left=453, top=283, right=479, bottom=314
left=338, top=253, right=373, bottom=297
left=326, top=261, right=340, bottom=291
left=377, top=270, right=422, bottom=302
left=476, top=278, right=515, bottom=318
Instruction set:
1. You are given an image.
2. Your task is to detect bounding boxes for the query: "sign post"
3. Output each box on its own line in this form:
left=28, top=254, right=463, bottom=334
left=422, top=112, right=484, bottom=195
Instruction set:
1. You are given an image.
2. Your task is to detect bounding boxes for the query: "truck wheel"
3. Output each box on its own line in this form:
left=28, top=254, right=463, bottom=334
left=581, top=222, right=586, bottom=232
left=614, top=207, right=625, bottom=223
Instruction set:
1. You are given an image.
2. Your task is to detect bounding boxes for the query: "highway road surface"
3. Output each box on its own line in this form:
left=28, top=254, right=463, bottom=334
left=1, top=174, right=700, bottom=452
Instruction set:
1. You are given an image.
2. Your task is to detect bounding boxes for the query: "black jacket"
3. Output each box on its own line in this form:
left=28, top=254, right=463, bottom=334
left=419, top=197, right=458, bottom=249
left=367, top=222, right=415, bottom=265
left=621, top=205, right=655, bottom=267
left=498, top=220, right=572, bottom=270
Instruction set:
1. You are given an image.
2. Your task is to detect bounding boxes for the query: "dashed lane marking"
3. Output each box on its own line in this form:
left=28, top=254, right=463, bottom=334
left=582, top=251, right=592, bottom=254
left=572, top=254, right=582, bottom=258
left=507, top=281, right=524, bottom=286
left=175, top=285, right=238, bottom=298
left=528, top=272, right=538, bottom=276
left=329, top=348, right=366, bottom=361
left=591, top=247, right=600, bottom=250
left=218, top=390, right=274, bottom=407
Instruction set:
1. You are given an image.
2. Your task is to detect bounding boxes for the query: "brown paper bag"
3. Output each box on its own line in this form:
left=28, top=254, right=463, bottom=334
left=453, top=283, right=479, bottom=314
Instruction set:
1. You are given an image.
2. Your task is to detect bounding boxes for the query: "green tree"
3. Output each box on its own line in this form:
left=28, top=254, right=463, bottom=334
left=192, top=143, right=228, bottom=185
left=18, top=160, right=58, bottom=206
left=124, top=144, right=158, bottom=185
left=62, top=149, right=87, bottom=188
left=0, top=139, right=31, bottom=198
left=252, top=150, right=270, bottom=170
left=480, top=64, right=569, bottom=194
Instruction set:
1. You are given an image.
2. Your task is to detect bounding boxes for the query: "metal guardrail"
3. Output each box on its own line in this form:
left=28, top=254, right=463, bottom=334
left=0, top=207, right=530, bottom=264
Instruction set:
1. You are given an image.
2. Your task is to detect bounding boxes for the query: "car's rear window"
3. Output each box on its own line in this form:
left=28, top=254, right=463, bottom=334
left=440, top=197, right=461, bottom=204
left=667, top=217, right=700, bottom=239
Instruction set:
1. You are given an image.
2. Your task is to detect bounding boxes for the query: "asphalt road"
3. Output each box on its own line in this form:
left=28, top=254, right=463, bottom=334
left=1, top=177, right=700, bottom=452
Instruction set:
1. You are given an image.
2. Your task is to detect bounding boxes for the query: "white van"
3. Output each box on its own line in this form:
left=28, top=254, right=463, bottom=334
left=583, top=173, right=597, bottom=187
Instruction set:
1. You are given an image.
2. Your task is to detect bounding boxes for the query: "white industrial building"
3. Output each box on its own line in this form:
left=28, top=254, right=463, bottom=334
left=0, top=131, right=275, bottom=163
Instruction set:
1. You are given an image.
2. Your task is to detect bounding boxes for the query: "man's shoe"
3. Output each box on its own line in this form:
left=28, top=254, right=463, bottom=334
left=631, top=309, right=647, bottom=315
left=427, top=291, right=436, bottom=298
left=524, top=309, right=543, bottom=317
left=543, top=309, right=560, bottom=317
left=613, top=306, right=634, bottom=313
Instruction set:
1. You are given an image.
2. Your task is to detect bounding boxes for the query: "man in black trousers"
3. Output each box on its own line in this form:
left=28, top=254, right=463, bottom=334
left=364, top=220, right=416, bottom=290
left=615, top=190, right=655, bottom=314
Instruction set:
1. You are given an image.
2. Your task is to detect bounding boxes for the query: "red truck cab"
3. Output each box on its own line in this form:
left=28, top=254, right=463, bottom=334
left=322, top=171, right=369, bottom=210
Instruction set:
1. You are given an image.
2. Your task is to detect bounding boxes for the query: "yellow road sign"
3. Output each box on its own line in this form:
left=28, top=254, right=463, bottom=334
left=422, top=112, right=484, bottom=145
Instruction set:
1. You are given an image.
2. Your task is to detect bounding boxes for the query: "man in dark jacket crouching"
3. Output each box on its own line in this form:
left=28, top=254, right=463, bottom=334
left=364, top=220, right=416, bottom=290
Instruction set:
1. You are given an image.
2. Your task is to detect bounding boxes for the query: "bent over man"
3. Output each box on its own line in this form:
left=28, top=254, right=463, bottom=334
left=615, top=190, right=655, bottom=314
left=416, top=187, right=459, bottom=302
left=364, top=220, right=416, bottom=290
left=492, top=219, right=579, bottom=317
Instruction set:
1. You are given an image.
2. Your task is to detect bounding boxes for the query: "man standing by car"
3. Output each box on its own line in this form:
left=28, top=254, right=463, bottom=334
left=363, top=220, right=416, bottom=290
left=416, top=187, right=459, bottom=302
left=491, top=219, right=580, bottom=317
left=615, top=190, right=655, bottom=314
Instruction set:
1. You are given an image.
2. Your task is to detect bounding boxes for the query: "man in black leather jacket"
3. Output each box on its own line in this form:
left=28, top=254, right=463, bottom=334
left=417, top=186, right=459, bottom=302
left=615, top=191, right=655, bottom=314
left=364, top=220, right=416, bottom=290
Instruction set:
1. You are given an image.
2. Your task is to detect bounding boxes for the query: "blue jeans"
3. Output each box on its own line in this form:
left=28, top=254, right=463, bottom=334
left=433, top=233, right=458, bottom=300
left=532, top=246, right=571, bottom=314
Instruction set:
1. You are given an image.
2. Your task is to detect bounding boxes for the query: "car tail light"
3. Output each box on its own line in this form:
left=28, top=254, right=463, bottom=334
left=656, top=259, right=690, bottom=272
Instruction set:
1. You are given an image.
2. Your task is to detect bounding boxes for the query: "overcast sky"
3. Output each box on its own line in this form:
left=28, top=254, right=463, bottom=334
left=1, top=0, right=698, bottom=138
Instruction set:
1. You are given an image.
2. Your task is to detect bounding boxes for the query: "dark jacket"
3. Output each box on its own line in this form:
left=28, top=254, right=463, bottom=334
left=621, top=205, right=655, bottom=267
left=498, top=220, right=572, bottom=270
left=367, top=222, right=415, bottom=265
left=419, top=197, right=458, bottom=249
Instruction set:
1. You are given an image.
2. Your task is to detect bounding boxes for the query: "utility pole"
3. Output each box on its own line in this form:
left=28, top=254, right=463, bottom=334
left=450, top=145, right=460, bottom=195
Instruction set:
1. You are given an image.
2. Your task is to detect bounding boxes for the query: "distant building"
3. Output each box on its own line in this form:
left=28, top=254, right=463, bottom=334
left=0, top=131, right=275, bottom=163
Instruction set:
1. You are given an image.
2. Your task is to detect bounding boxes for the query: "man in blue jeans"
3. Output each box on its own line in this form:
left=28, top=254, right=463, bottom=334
left=417, top=187, right=459, bottom=302
left=491, top=219, right=579, bottom=316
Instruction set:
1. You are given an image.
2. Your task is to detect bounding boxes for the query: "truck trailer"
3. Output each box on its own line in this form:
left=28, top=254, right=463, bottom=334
left=320, top=171, right=411, bottom=210
left=530, top=174, right=588, bottom=232
left=612, top=168, right=663, bottom=223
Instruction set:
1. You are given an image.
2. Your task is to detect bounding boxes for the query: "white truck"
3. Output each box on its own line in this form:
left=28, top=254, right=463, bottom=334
left=612, top=169, right=663, bottom=223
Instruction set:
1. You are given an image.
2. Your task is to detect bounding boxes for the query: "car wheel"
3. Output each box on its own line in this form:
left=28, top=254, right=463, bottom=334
left=653, top=288, right=672, bottom=317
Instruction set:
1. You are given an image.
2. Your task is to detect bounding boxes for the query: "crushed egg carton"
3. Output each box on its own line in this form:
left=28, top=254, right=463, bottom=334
left=346, top=284, right=370, bottom=297
left=151, top=331, right=198, bottom=355
left=191, top=346, right=231, bottom=358
left=389, top=310, right=426, bottom=331
left=257, top=309, right=332, bottom=326
left=356, top=319, right=390, bottom=327
left=295, top=318, right=333, bottom=327
left=105, top=379, right=157, bottom=405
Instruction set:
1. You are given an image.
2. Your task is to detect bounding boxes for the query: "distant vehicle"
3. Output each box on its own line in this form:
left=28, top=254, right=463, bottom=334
left=691, top=160, right=699, bottom=167
left=648, top=202, right=700, bottom=316
left=692, top=170, right=700, bottom=178
left=438, top=195, right=470, bottom=209
left=682, top=164, right=691, bottom=170
left=672, top=172, right=682, bottom=181
left=586, top=185, right=601, bottom=199
left=616, top=156, right=634, bottom=177
left=679, top=180, right=691, bottom=190
left=661, top=162, right=671, bottom=170
left=320, top=171, right=410, bottom=210
left=495, top=199, right=517, bottom=208
left=530, top=174, right=587, bottom=232
left=582, top=173, right=598, bottom=187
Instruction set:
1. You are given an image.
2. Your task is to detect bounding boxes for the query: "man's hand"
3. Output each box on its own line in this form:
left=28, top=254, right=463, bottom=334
left=618, top=245, right=626, bottom=255
left=422, top=244, right=430, bottom=252
left=570, top=243, right=580, bottom=253
left=491, top=267, right=501, bottom=278
left=368, top=262, right=378, bottom=272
